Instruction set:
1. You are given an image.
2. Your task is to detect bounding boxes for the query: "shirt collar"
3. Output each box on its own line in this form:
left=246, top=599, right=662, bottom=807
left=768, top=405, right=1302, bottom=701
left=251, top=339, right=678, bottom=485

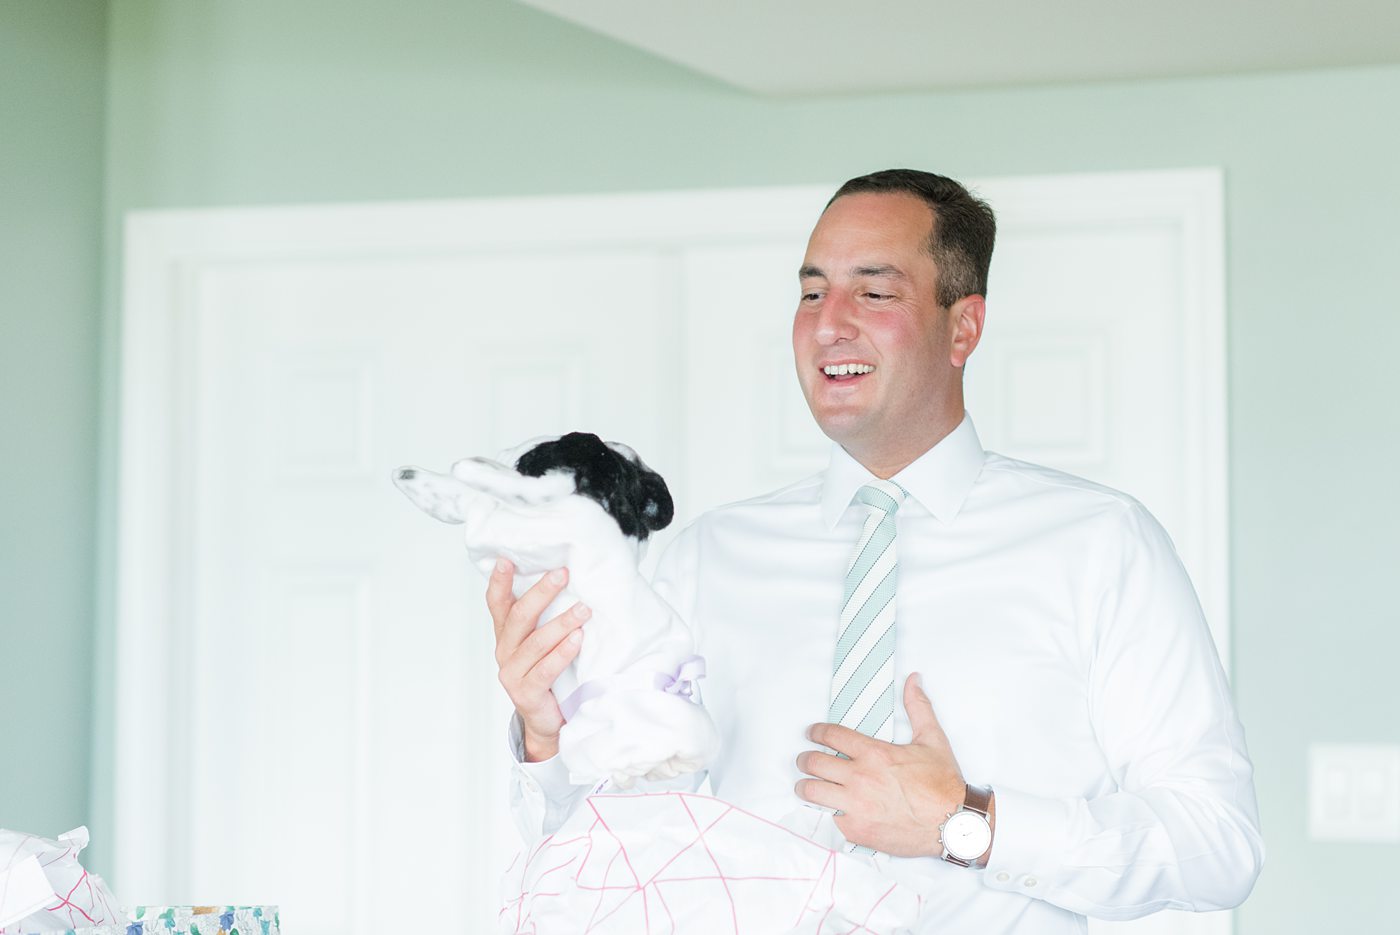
left=820, top=412, right=986, bottom=529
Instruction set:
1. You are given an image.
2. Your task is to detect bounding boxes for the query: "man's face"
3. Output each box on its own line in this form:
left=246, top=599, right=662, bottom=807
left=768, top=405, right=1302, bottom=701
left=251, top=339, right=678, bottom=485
left=792, top=192, right=964, bottom=458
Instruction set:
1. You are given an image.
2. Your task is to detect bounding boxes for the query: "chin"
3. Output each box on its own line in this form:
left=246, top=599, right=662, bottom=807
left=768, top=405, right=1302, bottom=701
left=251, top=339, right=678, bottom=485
left=810, top=412, right=868, bottom=447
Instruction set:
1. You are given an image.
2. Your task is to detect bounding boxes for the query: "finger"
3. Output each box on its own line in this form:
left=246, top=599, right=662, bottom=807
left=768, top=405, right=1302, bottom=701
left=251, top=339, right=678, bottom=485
left=807, top=721, right=882, bottom=759
left=794, top=777, right=846, bottom=812
left=506, top=603, right=590, bottom=678
left=520, top=626, right=585, bottom=698
left=796, top=749, right=854, bottom=784
left=497, top=567, right=569, bottom=656
left=485, top=558, right=516, bottom=637
left=832, top=812, right=865, bottom=846
left=903, top=673, right=950, bottom=746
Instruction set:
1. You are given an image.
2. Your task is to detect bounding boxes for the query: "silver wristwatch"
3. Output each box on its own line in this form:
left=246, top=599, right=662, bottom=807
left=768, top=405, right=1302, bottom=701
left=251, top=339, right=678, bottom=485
left=938, top=783, right=994, bottom=869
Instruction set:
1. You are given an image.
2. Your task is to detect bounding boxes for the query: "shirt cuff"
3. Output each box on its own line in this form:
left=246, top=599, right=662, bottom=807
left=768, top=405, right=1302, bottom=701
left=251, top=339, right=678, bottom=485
left=980, top=786, right=1072, bottom=898
left=507, top=711, right=584, bottom=799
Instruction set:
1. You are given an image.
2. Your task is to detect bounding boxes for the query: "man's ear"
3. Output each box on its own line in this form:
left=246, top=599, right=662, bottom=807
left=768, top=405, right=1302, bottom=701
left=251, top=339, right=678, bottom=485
left=949, top=294, right=986, bottom=368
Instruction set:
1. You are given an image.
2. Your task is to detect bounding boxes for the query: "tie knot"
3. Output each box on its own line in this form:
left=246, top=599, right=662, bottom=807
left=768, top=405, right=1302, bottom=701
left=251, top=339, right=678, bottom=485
left=855, top=480, right=905, bottom=516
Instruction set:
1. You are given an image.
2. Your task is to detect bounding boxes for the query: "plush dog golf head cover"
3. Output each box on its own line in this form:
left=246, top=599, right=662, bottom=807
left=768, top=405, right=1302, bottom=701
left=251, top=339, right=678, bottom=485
left=394, top=432, right=719, bottom=787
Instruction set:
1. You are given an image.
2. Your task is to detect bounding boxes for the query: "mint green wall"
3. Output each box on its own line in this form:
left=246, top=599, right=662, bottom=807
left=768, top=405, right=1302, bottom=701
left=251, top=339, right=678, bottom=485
left=7, top=0, right=1390, bottom=931
left=0, top=0, right=106, bottom=834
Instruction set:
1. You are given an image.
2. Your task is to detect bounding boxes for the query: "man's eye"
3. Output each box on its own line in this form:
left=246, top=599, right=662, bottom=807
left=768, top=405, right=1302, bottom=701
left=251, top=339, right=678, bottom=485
left=802, top=292, right=822, bottom=302
left=865, top=292, right=892, bottom=300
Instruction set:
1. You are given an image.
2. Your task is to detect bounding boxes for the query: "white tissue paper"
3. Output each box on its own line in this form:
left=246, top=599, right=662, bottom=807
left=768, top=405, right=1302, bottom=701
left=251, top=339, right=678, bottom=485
left=0, top=827, right=122, bottom=934
left=501, top=792, right=926, bottom=934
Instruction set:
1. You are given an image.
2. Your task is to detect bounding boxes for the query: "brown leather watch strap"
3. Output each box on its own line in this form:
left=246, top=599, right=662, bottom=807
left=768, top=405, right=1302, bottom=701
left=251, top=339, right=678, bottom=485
left=964, top=783, right=993, bottom=818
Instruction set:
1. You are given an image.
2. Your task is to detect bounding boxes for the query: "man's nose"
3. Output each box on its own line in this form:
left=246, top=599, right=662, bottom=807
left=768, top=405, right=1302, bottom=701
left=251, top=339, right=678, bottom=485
left=814, top=294, right=858, bottom=345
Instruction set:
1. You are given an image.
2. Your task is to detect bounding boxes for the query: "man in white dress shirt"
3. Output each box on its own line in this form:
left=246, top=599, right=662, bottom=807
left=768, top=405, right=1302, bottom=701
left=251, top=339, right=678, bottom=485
left=487, top=169, right=1264, bottom=931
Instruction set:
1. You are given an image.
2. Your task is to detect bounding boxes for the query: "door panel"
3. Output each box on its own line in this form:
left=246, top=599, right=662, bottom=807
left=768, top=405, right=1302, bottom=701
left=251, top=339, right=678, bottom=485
left=182, top=252, right=680, bottom=928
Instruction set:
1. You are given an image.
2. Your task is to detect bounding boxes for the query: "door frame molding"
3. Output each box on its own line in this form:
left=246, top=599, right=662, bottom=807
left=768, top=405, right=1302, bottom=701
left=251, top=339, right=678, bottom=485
left=116, top=172, right=1227, bottom=931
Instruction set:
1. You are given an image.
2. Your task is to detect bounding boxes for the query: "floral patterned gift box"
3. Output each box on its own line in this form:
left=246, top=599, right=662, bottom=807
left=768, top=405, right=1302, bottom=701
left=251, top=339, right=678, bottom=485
left=63, top=907, right=280, bottom=935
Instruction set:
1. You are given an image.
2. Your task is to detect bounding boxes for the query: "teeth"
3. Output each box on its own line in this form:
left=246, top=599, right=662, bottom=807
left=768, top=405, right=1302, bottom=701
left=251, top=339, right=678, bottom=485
left=823, top=363, right=874, bottom=376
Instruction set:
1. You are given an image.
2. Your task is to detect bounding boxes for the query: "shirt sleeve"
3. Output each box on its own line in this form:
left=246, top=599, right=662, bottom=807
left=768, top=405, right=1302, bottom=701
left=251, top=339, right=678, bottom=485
left=506, top=521, right=710, bottom=842
left=980, top=499, right=1265, bottom=920
left=507, top=712, right=595, bottom=841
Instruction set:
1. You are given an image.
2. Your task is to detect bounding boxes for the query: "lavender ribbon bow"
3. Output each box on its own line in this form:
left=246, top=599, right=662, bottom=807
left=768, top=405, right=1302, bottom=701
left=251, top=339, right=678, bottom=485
left=560, top=655, right=707, bottom=721
left=652, top=656, right=706, bottom=701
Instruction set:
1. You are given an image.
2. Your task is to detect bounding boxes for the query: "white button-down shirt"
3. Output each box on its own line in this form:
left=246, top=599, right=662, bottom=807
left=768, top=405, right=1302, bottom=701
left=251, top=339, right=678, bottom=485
left=511, top=413, right=1263, bottom=932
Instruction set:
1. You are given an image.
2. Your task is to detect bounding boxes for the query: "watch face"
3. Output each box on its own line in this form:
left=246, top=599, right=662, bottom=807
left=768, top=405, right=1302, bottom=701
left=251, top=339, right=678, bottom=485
left=942, top=811, right=992, bottom=861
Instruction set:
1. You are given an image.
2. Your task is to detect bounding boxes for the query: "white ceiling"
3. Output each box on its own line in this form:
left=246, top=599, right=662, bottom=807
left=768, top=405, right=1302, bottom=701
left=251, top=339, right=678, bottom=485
left=517, top=0, right=1400, bottom=95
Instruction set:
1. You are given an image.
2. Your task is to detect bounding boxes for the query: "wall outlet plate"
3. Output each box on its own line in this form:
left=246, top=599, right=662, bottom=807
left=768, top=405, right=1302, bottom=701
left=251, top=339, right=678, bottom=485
left=1308, top=743, right=1400, bottom=842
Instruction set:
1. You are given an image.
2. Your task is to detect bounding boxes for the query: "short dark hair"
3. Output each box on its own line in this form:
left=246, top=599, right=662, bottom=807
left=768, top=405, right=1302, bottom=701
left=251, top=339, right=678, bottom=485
left=827, top=169, right=996, bottom=308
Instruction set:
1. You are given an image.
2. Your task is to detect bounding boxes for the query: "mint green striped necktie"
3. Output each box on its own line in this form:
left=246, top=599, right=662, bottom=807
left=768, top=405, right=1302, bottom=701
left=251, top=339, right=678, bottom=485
left=829, top=480, right=905, bottom=743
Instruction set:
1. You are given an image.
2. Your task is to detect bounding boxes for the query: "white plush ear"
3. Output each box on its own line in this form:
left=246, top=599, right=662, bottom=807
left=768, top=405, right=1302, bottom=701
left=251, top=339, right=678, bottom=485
left=450, top=456, right=575, bottom=506
left=392, top=466, right=469, bottom=524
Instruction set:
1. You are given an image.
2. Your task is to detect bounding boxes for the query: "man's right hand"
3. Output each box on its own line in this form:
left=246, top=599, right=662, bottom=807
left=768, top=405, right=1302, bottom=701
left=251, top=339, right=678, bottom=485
left=486, top=558, right=590, bottom=762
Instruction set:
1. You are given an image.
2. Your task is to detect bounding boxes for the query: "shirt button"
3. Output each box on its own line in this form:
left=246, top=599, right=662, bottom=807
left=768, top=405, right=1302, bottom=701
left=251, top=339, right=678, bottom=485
left=1023, top=876, right=1038, bottom=888
left=995, top=871, right=1011, bottom=883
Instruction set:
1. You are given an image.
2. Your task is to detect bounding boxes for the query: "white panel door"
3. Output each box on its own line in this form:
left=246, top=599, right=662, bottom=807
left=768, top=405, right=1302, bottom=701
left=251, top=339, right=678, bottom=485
left=118, top=174, right=1227, bottom=935
left=158, top=250, right=681, bottom=931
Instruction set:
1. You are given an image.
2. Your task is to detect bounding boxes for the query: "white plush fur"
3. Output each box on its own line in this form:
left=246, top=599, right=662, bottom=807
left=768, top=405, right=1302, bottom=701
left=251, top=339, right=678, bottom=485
left=394, top=444, right=719, bottom=787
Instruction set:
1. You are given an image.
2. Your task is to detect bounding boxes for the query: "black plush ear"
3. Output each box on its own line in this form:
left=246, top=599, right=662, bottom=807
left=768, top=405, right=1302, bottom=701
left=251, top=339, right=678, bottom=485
left=516, top=431, right=675, bottom=540
left=637, top=468, right=674, bottom=535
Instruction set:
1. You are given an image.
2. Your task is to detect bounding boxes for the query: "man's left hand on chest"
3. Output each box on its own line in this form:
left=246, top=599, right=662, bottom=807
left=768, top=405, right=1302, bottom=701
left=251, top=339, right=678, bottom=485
left=795, top=673, right=988, bottom=858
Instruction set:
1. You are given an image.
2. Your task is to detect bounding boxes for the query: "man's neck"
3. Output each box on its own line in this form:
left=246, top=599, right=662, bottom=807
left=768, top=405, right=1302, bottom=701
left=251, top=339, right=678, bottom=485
left=847, top=410, right=965, bottom=480
left=853, top=449, right=928, bottom=481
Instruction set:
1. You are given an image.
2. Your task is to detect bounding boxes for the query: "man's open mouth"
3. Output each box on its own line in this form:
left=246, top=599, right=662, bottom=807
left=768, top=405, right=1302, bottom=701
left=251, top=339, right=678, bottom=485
left=822, top=363, right=874, bottom=382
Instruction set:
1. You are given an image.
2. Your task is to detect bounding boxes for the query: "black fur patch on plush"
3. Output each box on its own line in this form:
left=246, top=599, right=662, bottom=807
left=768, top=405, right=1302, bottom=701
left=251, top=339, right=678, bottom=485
left=515, top=432, right=674, bottom=541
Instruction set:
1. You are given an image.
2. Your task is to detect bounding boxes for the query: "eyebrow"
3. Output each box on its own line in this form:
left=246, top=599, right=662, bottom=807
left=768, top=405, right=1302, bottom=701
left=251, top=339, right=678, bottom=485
left=798, top=264, right=908, bottom=280
left=853, top=265, right=907, bottom=279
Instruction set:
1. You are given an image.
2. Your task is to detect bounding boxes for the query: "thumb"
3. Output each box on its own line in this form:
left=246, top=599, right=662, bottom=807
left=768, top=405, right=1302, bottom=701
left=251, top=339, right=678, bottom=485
left=904, top=673, right=948, bottom=745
